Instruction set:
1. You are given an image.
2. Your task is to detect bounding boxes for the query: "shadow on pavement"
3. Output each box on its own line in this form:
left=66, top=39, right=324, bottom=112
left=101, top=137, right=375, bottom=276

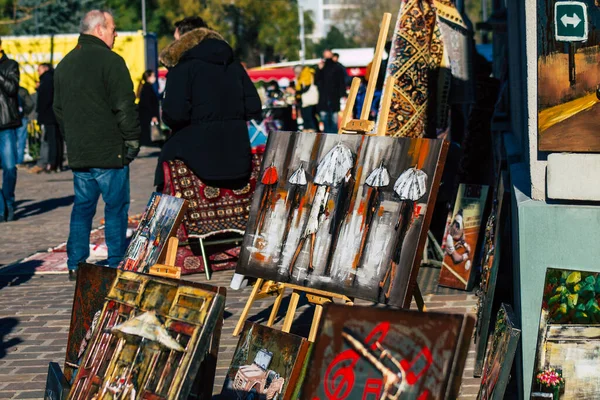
left=0, top=318, right=23, bottom=360
left=14, top=195, right=74, bottom=219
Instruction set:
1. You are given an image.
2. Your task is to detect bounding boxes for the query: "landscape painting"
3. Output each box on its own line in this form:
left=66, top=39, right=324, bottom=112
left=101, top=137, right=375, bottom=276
left=477, top=304, right=520, bottom=400
left=236, top=131, right=447, bottom=307
left=438, top=184, right=489, bottom=290
left=220, top=322, right=309, bottom=400
left=120, top=192, right=187, bottom=273
left=532, top=267, right=600, bottom=399
left=68, top=270, right=225, bottom=400
left=538, top=0, right=600, bottom=152
left=301, top=304, right=474, bottom=400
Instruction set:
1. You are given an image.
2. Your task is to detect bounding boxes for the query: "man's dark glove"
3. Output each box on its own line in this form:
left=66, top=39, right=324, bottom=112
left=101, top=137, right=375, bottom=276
left=124, top=140, right=140, bottom=165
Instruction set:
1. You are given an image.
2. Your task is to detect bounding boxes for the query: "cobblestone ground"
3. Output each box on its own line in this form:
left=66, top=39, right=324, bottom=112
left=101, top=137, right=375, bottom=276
left=0, top=149, right=481, bottom=399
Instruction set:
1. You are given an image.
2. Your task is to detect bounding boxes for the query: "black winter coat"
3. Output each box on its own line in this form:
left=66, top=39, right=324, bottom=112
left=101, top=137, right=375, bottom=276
left=0, top=51, right=21, bottom=129
left=37, top=70, right=57, bottom=125
left=315, top=59, right=346, bottom=113
left=155, top=28, right=262, bottom=187
left=138, top=82, right=160, bottom=147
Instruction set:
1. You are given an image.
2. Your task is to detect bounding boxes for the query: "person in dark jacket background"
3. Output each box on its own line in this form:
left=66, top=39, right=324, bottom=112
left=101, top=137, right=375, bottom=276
left=315, top=49, right=346, bottom=133
left=156, top=16, right=262, bottom=190
left=54, top=10, right=141, bottom=280
left=137, top=69, right=160, bottom=147
left=36, top=63, right=63, bottom=172
left=0, top=38, right=21, bottom=222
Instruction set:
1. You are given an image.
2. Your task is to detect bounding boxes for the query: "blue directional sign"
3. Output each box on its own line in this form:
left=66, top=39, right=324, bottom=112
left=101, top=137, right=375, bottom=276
left=555, top=1, right=588, bottom=42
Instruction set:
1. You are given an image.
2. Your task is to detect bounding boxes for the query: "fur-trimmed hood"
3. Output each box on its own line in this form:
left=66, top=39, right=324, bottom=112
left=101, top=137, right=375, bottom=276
left=159, top=27, right=231, bottom=68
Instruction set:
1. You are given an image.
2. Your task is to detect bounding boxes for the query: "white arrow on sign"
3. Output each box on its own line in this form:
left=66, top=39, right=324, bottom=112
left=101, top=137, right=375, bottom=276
left=561, top=13, right=582, bottom=28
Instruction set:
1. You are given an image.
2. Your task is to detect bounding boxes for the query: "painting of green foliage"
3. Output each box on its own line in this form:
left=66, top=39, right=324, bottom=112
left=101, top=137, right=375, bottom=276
left=543, top=269, right=600, bottom=324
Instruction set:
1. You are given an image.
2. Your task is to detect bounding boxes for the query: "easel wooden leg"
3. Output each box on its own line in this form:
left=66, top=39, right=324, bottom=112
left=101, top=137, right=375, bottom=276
left=199, top=238, right=211, bottom=281
left=282, top=290, right=301, bottom=333
left=233, top=278, right=264, bottom=336
left=309, top=304, right=324, bottom=342
left=267, top=286, right=285, bottom=327
left=414, top=284, right=427, bottom=312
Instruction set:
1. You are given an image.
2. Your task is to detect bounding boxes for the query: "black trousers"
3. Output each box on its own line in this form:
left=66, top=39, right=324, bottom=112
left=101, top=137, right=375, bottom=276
left=43, top=124, right=63, bottom=170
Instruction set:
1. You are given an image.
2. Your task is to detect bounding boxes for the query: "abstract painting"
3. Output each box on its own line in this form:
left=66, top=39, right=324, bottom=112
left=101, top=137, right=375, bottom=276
left=120, top=192, right=187, bottom=273
left=474, top=173, right=508, bottom=377
left=532, top=268, right=600, bottom=399
left=236, top=131, right=447, bottom=307
left=301, top=304, right=474, bottom=400
left=438, top=184, right=489, bottom=290
left=477, top=304, right=520, bottom=400
left=68, top=270, right=226, bottom=400
left=220, top=322, right=309, bottom=400
left=538, top=0, right=600, bottom=152
left=64, top=263, right=118, bottom=382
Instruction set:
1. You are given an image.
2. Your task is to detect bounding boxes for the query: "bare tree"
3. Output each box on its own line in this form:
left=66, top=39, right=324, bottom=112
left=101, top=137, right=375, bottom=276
left=333, top=0, right=399, bottom=47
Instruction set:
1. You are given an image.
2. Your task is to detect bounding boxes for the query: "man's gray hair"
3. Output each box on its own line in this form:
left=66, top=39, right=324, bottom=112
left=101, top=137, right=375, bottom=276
left=79, top=10, right=112, bottom=34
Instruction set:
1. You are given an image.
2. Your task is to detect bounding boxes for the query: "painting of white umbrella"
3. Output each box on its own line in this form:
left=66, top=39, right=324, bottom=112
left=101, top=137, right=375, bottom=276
left=349, top=161, right=390, bottom=282
left=98, top=311, right=184, bottom=399
left=256, top=163, right=279, bottom=235
left=288, top=143, right=354, bottom=275
left=380, top=167, right=428, bottom=299
left=280, top=164, right=308, bottom=251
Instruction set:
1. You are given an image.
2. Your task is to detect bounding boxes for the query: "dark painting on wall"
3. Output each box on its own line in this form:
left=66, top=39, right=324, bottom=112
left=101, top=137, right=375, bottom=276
left=538, top=0, right=600, bottom=152
left=474, top=172, right=508, bottom=377
left=236, top=131, right=448, bottom=307
left=220, top=322, right=310, bottom=400
left=64, top=263, right=118, bottom=382
left=477, top=304, right=520, bottom=400
left=438, top=183, right=489, bottom=290
left=301, top=304, right=474, bottom=400
left=68, top=270, right=225, bottom=400
left=532, top=267, right=600, bottom=399
left=120, top=192, right=187, bottom=273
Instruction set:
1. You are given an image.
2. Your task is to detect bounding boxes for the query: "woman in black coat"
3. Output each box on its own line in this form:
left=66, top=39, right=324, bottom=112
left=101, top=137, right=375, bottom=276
left=137, top=70, right=160, bottom=147
left=155, top=18, right=262, bottom=190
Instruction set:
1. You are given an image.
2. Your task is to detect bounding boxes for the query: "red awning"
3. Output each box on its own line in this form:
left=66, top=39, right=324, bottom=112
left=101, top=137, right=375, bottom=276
left=247, top=67, right=296, bottom=83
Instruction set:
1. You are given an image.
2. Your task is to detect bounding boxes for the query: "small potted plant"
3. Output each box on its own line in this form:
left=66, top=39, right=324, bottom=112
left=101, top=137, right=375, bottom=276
left=536, top=367, right=565, bottom=399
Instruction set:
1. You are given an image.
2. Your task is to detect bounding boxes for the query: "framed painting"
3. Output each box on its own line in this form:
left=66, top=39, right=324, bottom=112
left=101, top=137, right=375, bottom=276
left=64, top=263, right=118, bottom=381
left=68, top=270, right=226, bottom=400
left=538, top=0, right=600, bottom=152
left=220, top=322, right=310, bottom=400
left=477, top=304, right=521, bottom=400
left=45, top=362, right=71, bottom=400
left=236, top=131, right=448, bottom=307
left=120, top=192, right=187, bottom=273
left=532, top=268, right=600, bottom=399
left=474, top=172, right=508, bottom=377
left=438, top=183, right=489, bottom=290
left=301, top=304, right=474, bottom=400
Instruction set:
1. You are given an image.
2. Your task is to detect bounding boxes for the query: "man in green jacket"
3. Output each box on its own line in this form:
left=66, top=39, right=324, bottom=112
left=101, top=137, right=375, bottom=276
left=54, top=10, right=141, bottom=280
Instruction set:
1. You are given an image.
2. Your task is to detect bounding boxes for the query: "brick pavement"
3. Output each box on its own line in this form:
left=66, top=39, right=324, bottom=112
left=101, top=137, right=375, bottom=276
left=0, top=149, right=482, bottom=399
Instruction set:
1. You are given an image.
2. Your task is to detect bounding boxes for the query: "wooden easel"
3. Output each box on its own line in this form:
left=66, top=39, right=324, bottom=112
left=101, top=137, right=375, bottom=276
left=234, top=13, right=430, bottom=340
left=149, top=236, right=182, bottom=279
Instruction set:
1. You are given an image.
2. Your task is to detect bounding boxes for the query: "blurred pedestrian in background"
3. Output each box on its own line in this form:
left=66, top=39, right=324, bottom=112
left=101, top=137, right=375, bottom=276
left=0, top=37, right=22, bottom=222
left=156, top=16, right=261, bottom=190
left=36, top=63, right=63, bottom=172
left=315, top=49, right=346, bottom=133
left=54, top=10, right=141, bottom=280
left=294, top=64, right=318, bottom=132
left=332, top=52, right=350, bottom=86
left=137, top=69, right=161, bottom=147
left=16, top=86, right=33, bottom=168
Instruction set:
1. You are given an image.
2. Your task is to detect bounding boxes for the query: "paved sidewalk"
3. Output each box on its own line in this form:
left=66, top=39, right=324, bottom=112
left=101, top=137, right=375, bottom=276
left=0, top=148, right=482, bottom=399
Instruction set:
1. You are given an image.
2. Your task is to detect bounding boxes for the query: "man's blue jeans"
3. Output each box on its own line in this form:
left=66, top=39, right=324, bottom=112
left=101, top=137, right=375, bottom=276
left=0, top=128, right=17, bottom=220
left=67, top=167, right=130, bottom=271
left=319, top=111, right=339, bottom=133
left=15, top=117, right=28, bottom=164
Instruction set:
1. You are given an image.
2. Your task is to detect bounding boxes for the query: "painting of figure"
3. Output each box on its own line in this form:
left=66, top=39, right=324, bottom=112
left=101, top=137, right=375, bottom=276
left=220, top=322, right=309, bottom=400
left=236, top=131, right=447, bottom=307
left=301, top=304, right=474, bottom=400
left=120, top=193, right=186, bottom=273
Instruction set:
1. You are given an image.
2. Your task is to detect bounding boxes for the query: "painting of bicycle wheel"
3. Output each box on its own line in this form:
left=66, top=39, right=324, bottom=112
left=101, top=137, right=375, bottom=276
left=301, top=304, right=474, bottom=400
left=236, top=131, right=447, bottom=307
